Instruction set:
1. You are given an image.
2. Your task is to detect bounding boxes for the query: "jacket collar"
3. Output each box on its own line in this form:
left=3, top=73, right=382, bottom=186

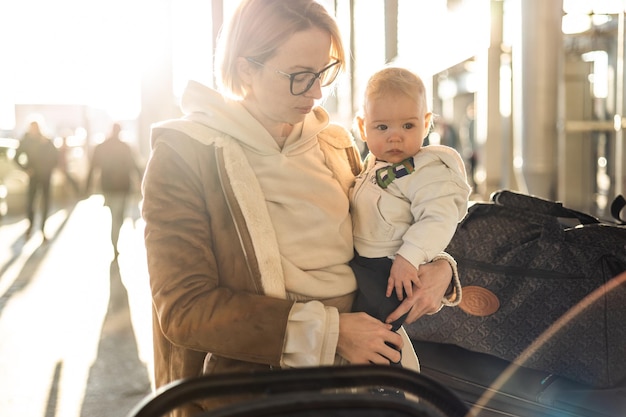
left=151, top=120, right=287, bottom=299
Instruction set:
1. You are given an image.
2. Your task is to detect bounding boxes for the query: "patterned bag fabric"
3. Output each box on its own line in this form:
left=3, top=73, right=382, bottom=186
left=406, top=190, right=626, bottom=387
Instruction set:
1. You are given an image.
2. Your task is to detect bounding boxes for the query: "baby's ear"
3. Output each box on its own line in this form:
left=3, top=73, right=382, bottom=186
left=424, top=112, right=433, bottom=130
left=355, top=115, right=367, bottom=142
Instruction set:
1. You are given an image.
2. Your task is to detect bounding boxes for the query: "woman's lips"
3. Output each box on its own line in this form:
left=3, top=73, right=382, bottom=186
left=296, top=106, right=313, bottom=114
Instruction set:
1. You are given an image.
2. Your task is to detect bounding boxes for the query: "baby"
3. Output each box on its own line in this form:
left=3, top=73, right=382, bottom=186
left=349, top=67, right=471, bottom=352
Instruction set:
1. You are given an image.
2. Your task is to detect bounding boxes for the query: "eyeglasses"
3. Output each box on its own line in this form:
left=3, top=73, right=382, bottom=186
left=246, top=57, right=341, bottom=96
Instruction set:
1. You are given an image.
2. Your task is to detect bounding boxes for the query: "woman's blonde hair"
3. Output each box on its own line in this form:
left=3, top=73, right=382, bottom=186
left=363, top=67, right=428, bottom=113
left=215, top=0, right=346, bottom=99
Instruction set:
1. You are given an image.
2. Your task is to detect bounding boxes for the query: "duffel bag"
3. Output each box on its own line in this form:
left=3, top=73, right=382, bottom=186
left=406, top=190, right=626, bottom=387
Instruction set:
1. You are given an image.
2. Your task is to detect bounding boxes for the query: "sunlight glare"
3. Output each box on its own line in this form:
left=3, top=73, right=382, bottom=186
left=0, top=0, right=153, bottom=129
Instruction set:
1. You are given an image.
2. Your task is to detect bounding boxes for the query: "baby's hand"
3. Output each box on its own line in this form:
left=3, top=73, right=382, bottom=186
left=387, top=255, right=421, bottom=300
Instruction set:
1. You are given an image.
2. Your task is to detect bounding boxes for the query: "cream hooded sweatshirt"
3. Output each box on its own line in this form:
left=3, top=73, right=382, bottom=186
left=175, top=81, right=359, bottom=367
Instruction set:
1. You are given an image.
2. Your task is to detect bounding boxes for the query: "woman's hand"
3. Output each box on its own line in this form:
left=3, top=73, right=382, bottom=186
left=385, top=258, right=452, bottom=325
left=336, top=312, right=403, bottom=365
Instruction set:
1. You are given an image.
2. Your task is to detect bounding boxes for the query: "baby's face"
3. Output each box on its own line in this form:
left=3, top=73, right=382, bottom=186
left=359, top=93, right=430, bottom=164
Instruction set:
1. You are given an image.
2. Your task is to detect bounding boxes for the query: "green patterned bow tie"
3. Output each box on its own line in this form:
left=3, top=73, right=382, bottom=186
left=375, top=157, right=415, bottom=189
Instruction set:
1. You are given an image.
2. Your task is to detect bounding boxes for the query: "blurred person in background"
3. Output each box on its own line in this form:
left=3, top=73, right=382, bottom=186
left=85, top=123, right=142, bottom=257
left=15, top=120, right=59, bottom=238
left=460, top=102, right=477, bottom=189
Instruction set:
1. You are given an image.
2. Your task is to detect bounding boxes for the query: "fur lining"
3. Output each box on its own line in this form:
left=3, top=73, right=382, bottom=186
left=221, top=138, right=286, bottom=299
left=317, top=124, right=360, bottom=195
left=432, top=252, right=462, bottom=307
left=152, top=119, right=286, bottom=299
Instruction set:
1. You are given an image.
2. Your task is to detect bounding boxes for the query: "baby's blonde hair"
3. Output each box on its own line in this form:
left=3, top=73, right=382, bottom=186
left=363, top=67, right=428, bottom=113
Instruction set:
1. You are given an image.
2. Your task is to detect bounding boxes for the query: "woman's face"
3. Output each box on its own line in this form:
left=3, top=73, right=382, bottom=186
left=240, top=27, right=334, bottom=137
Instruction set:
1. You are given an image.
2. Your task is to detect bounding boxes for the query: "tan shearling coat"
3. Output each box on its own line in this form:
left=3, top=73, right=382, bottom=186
left=142, top=110, right=361, bottom=416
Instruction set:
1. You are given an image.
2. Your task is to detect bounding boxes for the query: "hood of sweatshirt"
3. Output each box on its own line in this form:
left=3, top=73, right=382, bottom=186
left=166, top=80, right=330, bottom=156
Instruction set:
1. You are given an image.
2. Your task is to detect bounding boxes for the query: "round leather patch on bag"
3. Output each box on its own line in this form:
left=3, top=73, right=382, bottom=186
left=459, top=286, right=500, bottom=316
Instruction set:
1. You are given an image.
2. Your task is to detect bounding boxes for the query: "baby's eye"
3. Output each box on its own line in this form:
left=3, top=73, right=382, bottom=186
left=403, top=123, right=415, bottom=129
left=375, top=124, right=388, bottom=131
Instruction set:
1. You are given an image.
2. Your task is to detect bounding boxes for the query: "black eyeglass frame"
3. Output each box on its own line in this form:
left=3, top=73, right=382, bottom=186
left=246, top=57, right=341, bottom=96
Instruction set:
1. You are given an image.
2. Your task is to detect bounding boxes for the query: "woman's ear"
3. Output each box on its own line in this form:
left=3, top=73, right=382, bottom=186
left=236, top=57, right=254, bottom=86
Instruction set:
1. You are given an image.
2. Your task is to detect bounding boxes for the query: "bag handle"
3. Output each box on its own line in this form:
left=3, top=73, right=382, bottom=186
left=491, top=190, right=599, bottom=226
left=611, top=195, right=626, bottom=224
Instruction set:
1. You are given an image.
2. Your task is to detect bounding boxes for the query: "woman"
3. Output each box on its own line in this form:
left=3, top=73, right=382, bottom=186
left=141, top=0, right=459, bottom=414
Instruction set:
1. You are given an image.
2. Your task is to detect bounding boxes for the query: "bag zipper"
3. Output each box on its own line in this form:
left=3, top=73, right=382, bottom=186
left=456, top=258, right=587, bottom=280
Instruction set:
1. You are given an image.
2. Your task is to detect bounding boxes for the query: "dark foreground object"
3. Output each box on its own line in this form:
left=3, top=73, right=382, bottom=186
left=127, top=365, right=469, bottom=417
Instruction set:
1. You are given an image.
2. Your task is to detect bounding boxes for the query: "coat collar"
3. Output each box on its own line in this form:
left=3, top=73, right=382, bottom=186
left=151, top=120, right=287, bottom=299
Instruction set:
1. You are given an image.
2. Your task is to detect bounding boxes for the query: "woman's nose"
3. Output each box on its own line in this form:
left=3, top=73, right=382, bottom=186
left=304, top=78, right=323, bottom=99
